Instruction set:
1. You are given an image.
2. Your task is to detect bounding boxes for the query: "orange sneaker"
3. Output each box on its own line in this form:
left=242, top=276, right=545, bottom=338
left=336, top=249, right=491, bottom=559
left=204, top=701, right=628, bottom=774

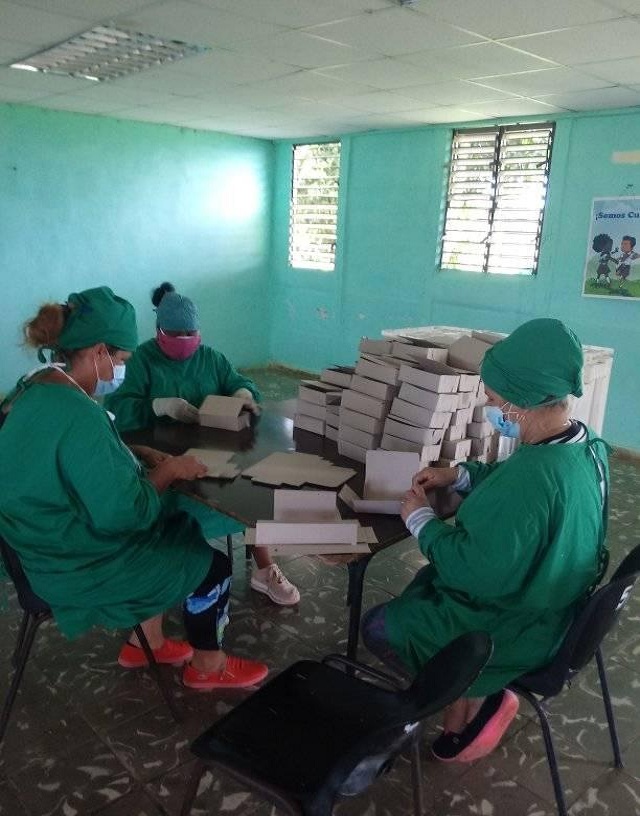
left=118, top=638, right=194, bottom=669
left=183, top=655, right=269, bottom=690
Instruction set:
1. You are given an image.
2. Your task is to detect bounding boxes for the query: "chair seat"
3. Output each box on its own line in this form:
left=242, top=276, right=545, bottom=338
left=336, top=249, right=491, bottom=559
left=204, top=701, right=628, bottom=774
left=190, top=660, right=412, bottom=798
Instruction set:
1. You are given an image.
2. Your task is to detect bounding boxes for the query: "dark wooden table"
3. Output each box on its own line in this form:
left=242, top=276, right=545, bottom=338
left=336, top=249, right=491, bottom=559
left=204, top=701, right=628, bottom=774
left=123, top=408, right=457, bottom=659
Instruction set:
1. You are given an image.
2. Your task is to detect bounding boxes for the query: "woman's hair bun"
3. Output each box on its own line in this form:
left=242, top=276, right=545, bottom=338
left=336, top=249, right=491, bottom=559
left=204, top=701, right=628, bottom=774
left=151, top=282, right=175, bottom=307
left=23, top=303, right=67, bottom=348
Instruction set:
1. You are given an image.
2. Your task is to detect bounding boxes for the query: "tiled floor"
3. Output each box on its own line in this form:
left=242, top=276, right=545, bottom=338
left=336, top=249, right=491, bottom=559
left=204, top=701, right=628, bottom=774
left=1, top=367, right=639, bottom=815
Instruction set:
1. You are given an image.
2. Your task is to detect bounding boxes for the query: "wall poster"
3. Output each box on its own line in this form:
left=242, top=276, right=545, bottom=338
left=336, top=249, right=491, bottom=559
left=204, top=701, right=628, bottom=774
left=583, top=197, right=640, bottom=299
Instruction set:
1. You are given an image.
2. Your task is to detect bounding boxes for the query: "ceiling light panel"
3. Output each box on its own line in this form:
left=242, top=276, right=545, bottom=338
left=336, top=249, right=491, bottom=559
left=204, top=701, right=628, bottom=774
left=10, top=25, right=209, bottom=82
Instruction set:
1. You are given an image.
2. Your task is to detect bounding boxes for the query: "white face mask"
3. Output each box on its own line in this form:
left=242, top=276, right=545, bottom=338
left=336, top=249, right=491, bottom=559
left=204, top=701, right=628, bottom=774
left=93, top=355, right=126, bottom=397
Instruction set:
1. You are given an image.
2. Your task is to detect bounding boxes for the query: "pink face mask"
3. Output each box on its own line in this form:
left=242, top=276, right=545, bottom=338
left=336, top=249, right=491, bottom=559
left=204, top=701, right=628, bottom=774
left=156, top=329, right=201, bottom=361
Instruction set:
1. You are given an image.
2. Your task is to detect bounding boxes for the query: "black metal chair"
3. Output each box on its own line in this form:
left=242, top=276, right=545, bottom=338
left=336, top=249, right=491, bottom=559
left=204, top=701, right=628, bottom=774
left=509, top=544, right=640, bottom=816
left=180, top=631, right=493, bottom=816
left=0, top=536, right=182, bottom=743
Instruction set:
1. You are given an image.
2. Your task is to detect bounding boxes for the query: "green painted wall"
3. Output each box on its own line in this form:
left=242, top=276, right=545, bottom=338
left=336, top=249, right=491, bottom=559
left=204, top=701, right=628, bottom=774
left=1, top=103, right=273, bottom=390
left=269, top=108, right=640, bottom=449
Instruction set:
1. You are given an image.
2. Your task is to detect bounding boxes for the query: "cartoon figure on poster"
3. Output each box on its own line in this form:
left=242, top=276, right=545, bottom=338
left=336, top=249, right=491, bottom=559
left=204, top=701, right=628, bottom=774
left=583, top=197, right=640, bottom=299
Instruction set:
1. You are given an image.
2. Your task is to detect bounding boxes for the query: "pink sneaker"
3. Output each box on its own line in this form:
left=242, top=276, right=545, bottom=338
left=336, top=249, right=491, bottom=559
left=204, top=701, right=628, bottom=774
left=118, top=638, right=193, bottom=669
left=183, top=655, right=269, bottom=690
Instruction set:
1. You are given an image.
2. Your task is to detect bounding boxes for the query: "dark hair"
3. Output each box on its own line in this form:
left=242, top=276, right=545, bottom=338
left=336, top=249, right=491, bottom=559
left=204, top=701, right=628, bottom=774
left=622, top=235, right=637, bottom=249
left=592, top=233, right=613, bottom=253
left=151, top=282, right=175, bottom=307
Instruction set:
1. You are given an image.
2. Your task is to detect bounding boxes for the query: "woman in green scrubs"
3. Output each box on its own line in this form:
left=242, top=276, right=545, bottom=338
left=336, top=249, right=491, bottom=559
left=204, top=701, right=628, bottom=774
left=0, top=287, right=268, bottom=691
left=362, top=318, right=610, bottom=762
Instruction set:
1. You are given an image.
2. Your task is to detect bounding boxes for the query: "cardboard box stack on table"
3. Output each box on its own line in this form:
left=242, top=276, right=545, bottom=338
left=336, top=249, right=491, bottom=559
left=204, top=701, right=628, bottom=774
left=293, top=379, right=345, bottom=437
left=293, top=333, right=500, bottom=468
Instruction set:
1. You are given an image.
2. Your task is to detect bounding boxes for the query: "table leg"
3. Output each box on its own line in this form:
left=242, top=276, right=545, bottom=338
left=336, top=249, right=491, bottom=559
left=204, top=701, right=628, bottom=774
left=346, top=555, right=372, bottom=660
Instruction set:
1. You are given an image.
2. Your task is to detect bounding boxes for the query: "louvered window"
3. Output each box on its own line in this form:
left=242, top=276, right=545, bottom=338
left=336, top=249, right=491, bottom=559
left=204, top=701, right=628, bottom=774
left=289, top=142, right=341, bottom=271
left=441, top=123, right=554, bottom=275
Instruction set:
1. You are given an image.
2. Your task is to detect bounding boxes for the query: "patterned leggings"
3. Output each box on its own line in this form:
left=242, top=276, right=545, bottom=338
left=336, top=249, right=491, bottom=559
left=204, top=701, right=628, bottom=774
left=182, top=549, right=231, bottom=650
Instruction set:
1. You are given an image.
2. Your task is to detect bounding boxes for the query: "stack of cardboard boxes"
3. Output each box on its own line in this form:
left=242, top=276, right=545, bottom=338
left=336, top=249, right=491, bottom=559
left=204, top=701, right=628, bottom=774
left=294, top=334, right=499, bottom=468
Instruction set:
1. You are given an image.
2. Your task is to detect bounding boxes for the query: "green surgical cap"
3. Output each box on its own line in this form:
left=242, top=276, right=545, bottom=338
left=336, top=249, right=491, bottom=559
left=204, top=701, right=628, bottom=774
left=58, top=286, right=138, bottom=351
left=480, top=318, right=583, bottom=408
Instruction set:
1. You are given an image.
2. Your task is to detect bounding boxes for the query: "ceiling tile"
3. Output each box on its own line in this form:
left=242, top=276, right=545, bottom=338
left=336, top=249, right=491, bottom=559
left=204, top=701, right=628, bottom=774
left=472, top=67, right=612, bottom=96
left=332, top=89, right=437, bottom=114
left=315, top=57, right=442, bottom=91
left=580, top=56, right=640, bottom=86
left=241, top=70, right=373, bottom=101
left=460, top=97, right=567, bottom=116
left=189, top=0, right=390, bottom=28
left=399, top=79, right=518, bottom=106
left=0, top=1, right=87, bottom=44
left=0, top=37, right=34, bottom=63
left=111, top=62, right=231, bottom=94
left=397, top=106, right=490, bottom=123
left=0, top=82, right=52, bottom=101
left=115, top=0, right=286, bottom=48
left=156, top=48, right=296, bottom=84
left=411, top=0, right=621, bottom=39
left=12, top=0, right=160, bottom=21
left=504, top=19, right=640, bottom=65
left=401, top=42, right=557, bottom=80
left=599, top=0, right=640, bottom=11
left=535, top=86, right=640, bottom=109
left=231, top=30, right=376, bottom=69
left=306, top=7, right=483, bottom=57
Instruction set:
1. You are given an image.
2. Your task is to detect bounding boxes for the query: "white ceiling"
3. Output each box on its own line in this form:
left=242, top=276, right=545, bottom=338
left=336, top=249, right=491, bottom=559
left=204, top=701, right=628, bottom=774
left=1, top=0, right=640, bottom=138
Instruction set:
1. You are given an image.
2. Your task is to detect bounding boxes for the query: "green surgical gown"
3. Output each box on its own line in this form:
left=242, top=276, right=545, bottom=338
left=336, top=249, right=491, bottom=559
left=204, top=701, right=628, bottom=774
left=0, top=382, right=212, bottom=638
left=385, top=436, right=609, bottom=696
left=105, top=339, right=260, bottom=433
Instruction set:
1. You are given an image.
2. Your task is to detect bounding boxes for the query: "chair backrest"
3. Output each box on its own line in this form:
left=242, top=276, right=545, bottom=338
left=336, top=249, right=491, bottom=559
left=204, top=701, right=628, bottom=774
left=0, top=536, right=50, bottom=614
left=539, top=543, right=640, bottom=681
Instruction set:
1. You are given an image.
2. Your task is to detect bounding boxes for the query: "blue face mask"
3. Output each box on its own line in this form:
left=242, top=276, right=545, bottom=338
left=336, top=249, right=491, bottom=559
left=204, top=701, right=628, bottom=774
left=93, top=357, right=126, bottom=398
left=485, top=404, right=521, bottom=439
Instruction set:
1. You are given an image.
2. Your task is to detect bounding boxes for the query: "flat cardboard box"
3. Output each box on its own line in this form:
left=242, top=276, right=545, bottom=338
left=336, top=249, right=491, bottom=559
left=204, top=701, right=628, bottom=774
left=253, top=520, right=371, bottom=555
left=391, top=398, right=452, bottom=429
left=398, top=361, right=460, bottom=394
left=321, top=366, right=354, bottom=388
left=326, top=412, right=340, bottom=430
left=359, top=338, right=393, bottom=356
left=471, top=330, right=504, bottom=345
left=338, top=423, right=382, bottom=450
left=199, top=396, right=251, bottom=431
left=325, top=424, right=338, bottom=442
left=242, top=452, right=355, bottom=488
left=355, top=356, right=401, bottom=386
left=342, top=389, right=390, bottom=421
left=467, top=421, right=495, bottom=438
left=326, top=404, right=340, bottom=416
left=350, top=374, right=398, bottom=403
left=454, top=371, right=481, bottom=393
left=380, top=433, right=422, bottom=453
left=391, top=341, right=449, bottom=364
left=447, top=336, right=493, bottom=374
left=384, top=417, right=444, bottom=446
left=444, top=423, right=466, bottom=442
left=471, top=436, right=494, bottom=457
left=472, top=405, right=488, bottom=422
left=398, top=382, right=459, bottom=413
left=294, top=414, right=325, bottom=435
left=420, top=443, right=443, bottom=466
left=452, top=407, right=474, bottom=426
left=298, top=381, right=342, bottom=406
left=457, top=392, right=474, bottom=409
left=274, top=489, right=340, bottom=522
left=441, top=438, right=472, bottom=461
left=185, top=448, right=240, bottom=479
left=339, top=408, right=384, bottom=435
left=338, top=439, right=368, bottom=464
left=296, top=400, right=327, bottom=421
left=339, top=450, right=420, bottom=515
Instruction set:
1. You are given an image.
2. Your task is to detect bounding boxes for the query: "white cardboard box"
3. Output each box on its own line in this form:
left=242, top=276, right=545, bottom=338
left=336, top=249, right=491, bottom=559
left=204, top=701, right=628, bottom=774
left=293, top=414, right=325, bottom=435
left=384, top=417, right=444, bottom=446
left=321, top=366, right=354, bottom=388
left=296, top=400, right=327, bottom=421
left=441, top=438, right=472, bottom=461
left=355, top=355, right=402, bottom=386
left=326, top=412, right=340, bottom=430
left=457, top=392, right=474, bottom=409
left=342, top=389, right=390, bottom=420
left=350, top=374, right=398, bottom=403
left=199, top=396, right=251, bottom=431
left=443, top=423, right=466, bottom=441
left=470, top=435, right=494, bottom=457
left=339, top=408, right=384, bottom=435
left=298, top=381, right=342, bottom=406
left=338, top=423, right=381, bottom=450
left=467, top=421, right=495, bottom=438
left=398, top=382, right=459, bottom=412
left=391, top=398, right=452, bottom=429
left=390, top=341, right=449, bottom=364
left=398, top=361, right=460, bottom=394
left=325, top=424, right=339, bottom=442
left=339, top=450, right=420, bottom=515
left=359, top=338, right=393, bottom=355
left=452, top=407, right=474, bottom=426
left=447, top=336, right=493, bottom=373
left=472, top=405, right=487, bottom=422
left=454, top=371, right=481, bottom=393
left=338, top=439, right=368, bottom=464
left=420, top=443, right=443, bottom=466
left=380, top=433, right=422, bottom=453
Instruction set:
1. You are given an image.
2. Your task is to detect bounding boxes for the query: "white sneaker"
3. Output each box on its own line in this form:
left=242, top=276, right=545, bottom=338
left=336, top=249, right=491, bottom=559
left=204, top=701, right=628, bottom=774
left=250, top=565, right=301, bottom=606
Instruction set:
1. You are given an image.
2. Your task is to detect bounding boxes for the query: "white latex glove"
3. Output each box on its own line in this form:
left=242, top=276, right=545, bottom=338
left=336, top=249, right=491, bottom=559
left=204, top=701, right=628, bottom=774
left=152, top=397, right=199, bottom=423
left=232, top=388, right=261, bottom=415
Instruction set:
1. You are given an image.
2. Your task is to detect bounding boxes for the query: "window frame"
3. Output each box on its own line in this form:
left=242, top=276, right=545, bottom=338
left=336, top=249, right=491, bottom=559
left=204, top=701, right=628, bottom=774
left=440, top=122, right=555, bottom=276
left=288, top=140, right=341, bottom=272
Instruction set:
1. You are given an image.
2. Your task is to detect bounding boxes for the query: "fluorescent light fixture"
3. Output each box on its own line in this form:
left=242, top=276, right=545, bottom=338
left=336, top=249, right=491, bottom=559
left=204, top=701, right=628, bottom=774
left=10, top=25, right=209, bottom=82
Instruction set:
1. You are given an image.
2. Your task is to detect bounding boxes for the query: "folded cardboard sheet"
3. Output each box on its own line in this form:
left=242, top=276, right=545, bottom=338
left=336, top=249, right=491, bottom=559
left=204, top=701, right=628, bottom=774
left=199, top=396, right=251, bottom=431
left=241, top=452, right=356, bottom=488
left=339, top=449, right=420, bottom=515
left=185, top=448, right=240, bottom=479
